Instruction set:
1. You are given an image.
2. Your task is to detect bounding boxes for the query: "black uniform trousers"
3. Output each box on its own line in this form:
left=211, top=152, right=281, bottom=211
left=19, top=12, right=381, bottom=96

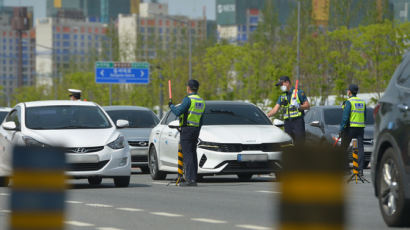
left=180, top=126, right=201, bottom=182
left=284, top=116, right=305, bottom=146
left=341, top=127, right=365, bottom=171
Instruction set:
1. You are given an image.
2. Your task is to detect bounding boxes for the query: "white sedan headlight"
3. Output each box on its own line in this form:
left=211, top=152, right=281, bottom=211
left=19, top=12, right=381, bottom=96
left=107, top=136, right=125, bottom=149
left=22, top=136, right=49, bottom=148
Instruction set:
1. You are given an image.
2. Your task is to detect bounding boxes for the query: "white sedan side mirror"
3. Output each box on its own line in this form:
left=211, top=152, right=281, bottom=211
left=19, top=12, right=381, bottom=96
left=168, top=120, right=179, bottom=129
left=116, top=119, right=129, bottom=128
left=2, top=121, right=17, bottom=130
left=273, top=119, right=284, bottom=127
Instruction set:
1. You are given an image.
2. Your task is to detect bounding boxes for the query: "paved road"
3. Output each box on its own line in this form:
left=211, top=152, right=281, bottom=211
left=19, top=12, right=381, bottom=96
left=0, top=169, right=409, bottom=230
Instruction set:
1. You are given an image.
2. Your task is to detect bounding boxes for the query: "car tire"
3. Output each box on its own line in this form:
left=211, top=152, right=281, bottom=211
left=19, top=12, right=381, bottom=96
left=88, top=177, right=102, bottom=185
left=113, top=176, right=130, bottom=187
left=0, top=176, right=9, bottom=187
left=140, top=166, right=150, bottom=174
left=377, top=147, right=410, bottom=227
left=149, top=147, right=166, bottom=180
left=237, top=173, right=253, bottom=181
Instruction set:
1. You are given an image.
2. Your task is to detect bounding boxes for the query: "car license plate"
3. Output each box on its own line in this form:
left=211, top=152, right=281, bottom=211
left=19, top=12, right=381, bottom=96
left=66, top=154, right=99, bottom=163
left=237, top=154, right=268, bottom=162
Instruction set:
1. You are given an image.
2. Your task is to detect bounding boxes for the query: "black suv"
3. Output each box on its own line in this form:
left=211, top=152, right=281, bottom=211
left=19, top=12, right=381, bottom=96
left=371, top=53, right=410, bottom=227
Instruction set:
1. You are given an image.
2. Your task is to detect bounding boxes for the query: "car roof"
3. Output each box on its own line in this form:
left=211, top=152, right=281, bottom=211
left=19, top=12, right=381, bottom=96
left=103, top=106, right=152, bottom=111
left=24, top=100, right=97, bottom=108
left=0, top=107, right=11, bottom=112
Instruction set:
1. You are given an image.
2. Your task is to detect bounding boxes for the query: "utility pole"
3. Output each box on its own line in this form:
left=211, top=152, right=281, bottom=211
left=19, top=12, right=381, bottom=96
left=188, top=20, right=192, bottom=80
left=296, top=1, right=301, bottom=81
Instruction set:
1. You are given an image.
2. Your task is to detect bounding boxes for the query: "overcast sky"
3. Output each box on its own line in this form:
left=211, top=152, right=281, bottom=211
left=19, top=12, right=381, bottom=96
left=4, top=0, right=216, bottom=21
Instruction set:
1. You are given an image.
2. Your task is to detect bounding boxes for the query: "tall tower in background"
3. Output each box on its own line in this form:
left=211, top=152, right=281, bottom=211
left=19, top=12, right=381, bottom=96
left=130, top=0, right=140, bottom=14
left=101, top=0, right=108, bottom=23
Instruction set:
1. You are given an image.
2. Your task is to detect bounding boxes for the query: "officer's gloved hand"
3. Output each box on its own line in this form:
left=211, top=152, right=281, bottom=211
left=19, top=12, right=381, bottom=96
left=168, top=100, right=173, bottom=108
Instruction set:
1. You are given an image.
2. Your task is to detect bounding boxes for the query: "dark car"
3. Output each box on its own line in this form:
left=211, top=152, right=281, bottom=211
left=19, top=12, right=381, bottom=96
left=104, top=106, right=159, bottom=173
left=371, top=54, right=410, bottom=227
left=304, top=106, right=374, bottom=168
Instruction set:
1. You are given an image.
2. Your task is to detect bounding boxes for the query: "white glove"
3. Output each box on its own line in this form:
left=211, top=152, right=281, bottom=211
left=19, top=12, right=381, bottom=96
left=291, top=100, right=300, bottom=109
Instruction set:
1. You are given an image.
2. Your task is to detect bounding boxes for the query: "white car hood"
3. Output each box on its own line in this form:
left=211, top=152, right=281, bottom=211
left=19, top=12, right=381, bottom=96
left=199, top=125, right=291, bottom=144
left=24, top=128, right=119, bottom=147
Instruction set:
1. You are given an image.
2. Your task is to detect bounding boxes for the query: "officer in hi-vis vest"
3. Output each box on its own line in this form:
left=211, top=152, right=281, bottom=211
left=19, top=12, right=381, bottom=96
left=267, top=76, right=310, bottom=145
left=169, top=80, right=205, bottom=187
left=340, top=84, right=366, bottom=175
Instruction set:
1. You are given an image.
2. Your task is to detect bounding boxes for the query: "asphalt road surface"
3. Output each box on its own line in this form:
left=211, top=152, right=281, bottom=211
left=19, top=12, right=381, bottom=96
left=0, top=169, right=409, bottom=230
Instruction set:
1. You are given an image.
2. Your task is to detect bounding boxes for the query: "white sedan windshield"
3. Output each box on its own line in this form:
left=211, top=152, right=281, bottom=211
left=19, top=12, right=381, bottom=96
left=25, top=106, right=112, bottom=130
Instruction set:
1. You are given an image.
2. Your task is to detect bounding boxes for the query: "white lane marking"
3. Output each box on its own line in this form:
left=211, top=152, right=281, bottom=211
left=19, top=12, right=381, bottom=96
left=66, top=200, right=83, bottom=204
left=191, top=218, right=228, bottom=224
left=97, top=228, right=123, bottom=230
left=256, top=190, right=280, bottom=194
left=116, top=207, right=144, bottom=212
left=65, top=221, right=95, bottom=227
left=0, top=193, right=9, bottom=196
left=85, top=203, right=113, bottom=208
left=0, top=209, right=10, bottom=213
left=150, top=212, right=183, bottom=217
left=236, top=224, right=272, bottom=230
left=152, top=182, right=168, bottom=185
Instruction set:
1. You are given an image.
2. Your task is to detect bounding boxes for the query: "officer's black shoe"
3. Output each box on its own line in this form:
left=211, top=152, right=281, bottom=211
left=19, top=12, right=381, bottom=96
left=179, top=181, right=197, bottom=187
left=358, top=170, right=364, bottom=177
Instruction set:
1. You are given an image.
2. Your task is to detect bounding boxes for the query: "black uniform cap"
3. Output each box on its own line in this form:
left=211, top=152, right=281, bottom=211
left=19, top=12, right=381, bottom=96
left=275, top=76, right=291, bottom=86
left=348, top=84, right=359, bottom=94
left=187, top=79, right=199, bottom=90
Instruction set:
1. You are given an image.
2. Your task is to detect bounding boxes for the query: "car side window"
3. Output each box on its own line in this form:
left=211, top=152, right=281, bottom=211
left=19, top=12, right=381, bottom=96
left=5, top=108, right=21, bottom=129
left=165, top=112, right=177, bottom=124
left=397, top=61, right=410, bottom=88
left=160, top=112, right=170, bottom=125
left=304, top=109, right=313, bottom=123
left=310, top=109, right=318, bottom=122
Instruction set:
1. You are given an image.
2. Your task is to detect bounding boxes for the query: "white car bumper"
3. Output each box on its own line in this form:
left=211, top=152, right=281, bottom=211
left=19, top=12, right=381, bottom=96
left=66, top=146, right=131, bottom=178
left=197, top=149, right=282, bottom=174
left=129, top=146, right=149, bottom=166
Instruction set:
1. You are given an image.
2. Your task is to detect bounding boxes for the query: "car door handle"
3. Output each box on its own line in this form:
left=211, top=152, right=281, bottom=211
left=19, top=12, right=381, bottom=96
left=168, top=132, right=173, bottom=136
left=398, top=104, right=409, bottom=111
left=155, top=131, right=160, bottom=135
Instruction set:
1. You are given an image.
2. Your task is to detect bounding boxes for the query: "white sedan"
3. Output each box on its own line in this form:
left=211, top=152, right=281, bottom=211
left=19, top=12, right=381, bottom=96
left=148, top=101, right=292, bottom=181
left=0, top=100, right=131, bottom=187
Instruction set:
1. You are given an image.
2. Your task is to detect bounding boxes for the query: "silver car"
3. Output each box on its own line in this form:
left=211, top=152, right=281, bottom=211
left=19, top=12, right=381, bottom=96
left=104, top=106, right=159, bottom=173
left=0, top=100, right=131, bottom=187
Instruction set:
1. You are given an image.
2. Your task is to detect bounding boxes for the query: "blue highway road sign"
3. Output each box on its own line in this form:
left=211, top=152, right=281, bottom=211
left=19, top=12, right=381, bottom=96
left=95, top=62, right=150, bottom=84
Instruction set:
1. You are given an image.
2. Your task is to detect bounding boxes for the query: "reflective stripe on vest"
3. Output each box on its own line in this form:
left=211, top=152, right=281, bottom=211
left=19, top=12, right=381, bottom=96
left=180, top=95, right=205, bottom=127
left=282, top=90, right=302, bottom=120
left=348, top=97, right=365, bottom=128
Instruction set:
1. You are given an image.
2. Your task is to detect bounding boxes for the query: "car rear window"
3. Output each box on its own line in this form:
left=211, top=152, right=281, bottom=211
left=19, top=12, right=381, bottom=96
left=202, top=103, right=272, bottom=126
left=106, top=110, right=159, bottom=128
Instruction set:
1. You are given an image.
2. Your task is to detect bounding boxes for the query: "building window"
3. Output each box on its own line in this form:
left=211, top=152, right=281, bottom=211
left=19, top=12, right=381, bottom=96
left=242, top=25, right=247, bottom=31
left=250, top=26, right=257, bottom=32
left=63, top=41, right=70, bottom=47
left=74, top=34, right=78, bottom=40
left=159, top=28, right=163, bottom=34
left=55, top=34, right=61, bottom=39
left=140, top=27, right=145, bottom=33
left=63, top=34, right=70, bottom=39
left=81, top=35, right=85, bottom=40
left=249, top=16, right=259, bottom=24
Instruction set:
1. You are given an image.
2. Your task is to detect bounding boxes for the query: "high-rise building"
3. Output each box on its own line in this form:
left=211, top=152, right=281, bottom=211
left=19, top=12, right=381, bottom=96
left=118, top=2, right=208, bottom=61
left=46, top=0, right=138, bottom=23
left=36, top=17, right=109, bottom=86
left=391, top=0, right=410, bottom=22
left=216, top=0, right=265, bottom=43
left=0, top=7, right=35, bottom=100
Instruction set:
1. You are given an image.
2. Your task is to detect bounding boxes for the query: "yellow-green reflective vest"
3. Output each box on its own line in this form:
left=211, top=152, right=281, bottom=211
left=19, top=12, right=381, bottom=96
left=348, top=97, right=365, bottom=128
left=281, top=90, right=302, bottom=120
left=179, top=95, right=205, bottom=127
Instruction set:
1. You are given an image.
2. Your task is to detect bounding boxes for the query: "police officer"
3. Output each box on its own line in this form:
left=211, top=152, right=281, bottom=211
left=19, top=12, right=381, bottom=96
left=169, top=80, right=205, bottom=187
left=68, top=89, right=82, bottom=101
left=267, top=76, right=310, bottom=145
left=340, top=84, right=366, bottom=175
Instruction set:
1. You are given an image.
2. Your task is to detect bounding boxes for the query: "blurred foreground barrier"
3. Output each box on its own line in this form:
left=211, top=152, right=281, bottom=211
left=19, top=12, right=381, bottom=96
left=10, top=146, right=66, bottom=230
left=279, top=143, right=345, bottom=230
left=176, top=142, right=184, bottom=185
left=346, top=139, right=369, bottom=184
